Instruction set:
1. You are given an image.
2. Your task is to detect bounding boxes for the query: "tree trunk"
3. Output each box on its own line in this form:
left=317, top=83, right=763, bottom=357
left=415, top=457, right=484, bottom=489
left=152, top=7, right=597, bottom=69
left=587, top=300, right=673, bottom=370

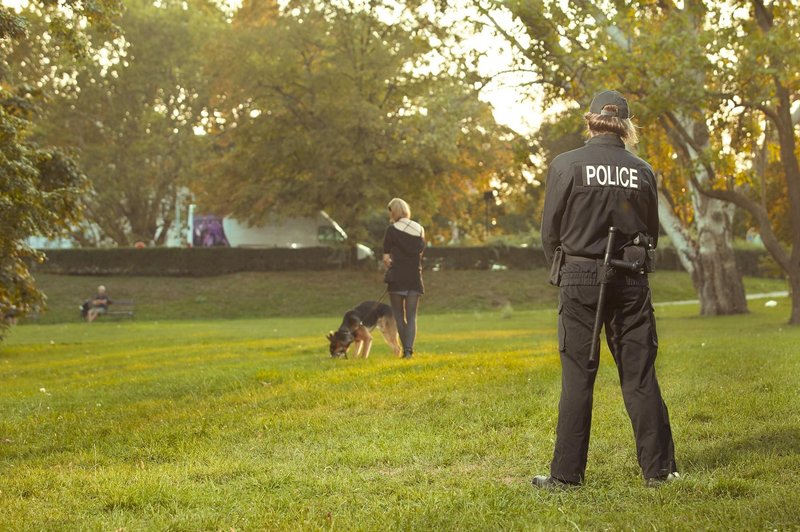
left=692, top=200, right=748, bottom=315
left=773, top=85, right=800, bottom=325
left=658, top=186, right=747, bottom=314
left=660, top=114, right=749, bottom=315
left=788, top=270, right=800, bottom=325
left=657, top=189, right=695, bottom=273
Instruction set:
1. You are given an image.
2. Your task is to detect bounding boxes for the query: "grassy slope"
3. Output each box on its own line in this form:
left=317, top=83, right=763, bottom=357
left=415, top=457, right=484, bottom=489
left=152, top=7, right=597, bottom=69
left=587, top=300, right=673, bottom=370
left=1, top=301, right=799, bottom=529
left=27, top=270, right=788, bottom=323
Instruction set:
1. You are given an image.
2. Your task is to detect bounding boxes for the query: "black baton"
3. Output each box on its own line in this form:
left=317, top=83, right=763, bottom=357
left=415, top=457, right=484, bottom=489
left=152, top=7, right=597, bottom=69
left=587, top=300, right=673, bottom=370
left=589, top=227, right=649, bottom=367
left=589, top=227, right=619, bottom=367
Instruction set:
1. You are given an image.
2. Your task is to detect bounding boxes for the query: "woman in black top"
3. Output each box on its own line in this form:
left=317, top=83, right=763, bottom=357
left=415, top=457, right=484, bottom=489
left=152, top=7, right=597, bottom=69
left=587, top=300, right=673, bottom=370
left=383, top=197, right=425, bottom=359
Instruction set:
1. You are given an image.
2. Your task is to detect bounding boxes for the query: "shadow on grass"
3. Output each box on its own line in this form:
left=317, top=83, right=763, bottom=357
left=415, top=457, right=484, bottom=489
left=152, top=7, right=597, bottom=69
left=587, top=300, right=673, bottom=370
left=685, top=427, right=800, bottom=468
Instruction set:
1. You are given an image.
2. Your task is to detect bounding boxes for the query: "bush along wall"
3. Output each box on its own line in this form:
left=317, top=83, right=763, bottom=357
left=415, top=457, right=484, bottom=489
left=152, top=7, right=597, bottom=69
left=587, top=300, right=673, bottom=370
left=36, top=247, right=355, bottom=276
left=422, top=246, right=771, bottom=277
left=35, top=245, right=774, bottom=277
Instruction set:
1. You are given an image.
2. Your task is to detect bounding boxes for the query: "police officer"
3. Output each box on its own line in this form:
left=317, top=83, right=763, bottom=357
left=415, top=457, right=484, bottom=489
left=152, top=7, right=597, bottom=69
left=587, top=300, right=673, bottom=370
left=532, top=90, right=678, bottom=488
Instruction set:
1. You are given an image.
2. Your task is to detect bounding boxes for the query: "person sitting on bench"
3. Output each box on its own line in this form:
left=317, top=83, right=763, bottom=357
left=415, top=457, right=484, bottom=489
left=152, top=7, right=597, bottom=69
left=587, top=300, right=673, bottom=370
left=86, top=285, right=112, bottom=322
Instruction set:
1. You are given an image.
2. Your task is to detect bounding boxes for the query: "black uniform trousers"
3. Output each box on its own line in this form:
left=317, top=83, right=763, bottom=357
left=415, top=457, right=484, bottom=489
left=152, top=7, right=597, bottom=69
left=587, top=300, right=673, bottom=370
left=551, top=266, right=677, bottom=483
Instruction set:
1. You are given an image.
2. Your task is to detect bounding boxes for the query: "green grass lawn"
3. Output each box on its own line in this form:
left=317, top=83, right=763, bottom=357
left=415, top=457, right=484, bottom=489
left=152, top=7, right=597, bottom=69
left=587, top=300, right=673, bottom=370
left=2, top=295, right=799, bottom=529
left=25, top=269, right=789, bottom=323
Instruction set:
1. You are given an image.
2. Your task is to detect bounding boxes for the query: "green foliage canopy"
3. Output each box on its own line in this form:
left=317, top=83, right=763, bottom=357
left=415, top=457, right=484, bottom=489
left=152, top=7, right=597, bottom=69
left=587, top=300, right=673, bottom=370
left=198, top=0, right=524, bottom=240
left=35, top=0, right=227, bottom=246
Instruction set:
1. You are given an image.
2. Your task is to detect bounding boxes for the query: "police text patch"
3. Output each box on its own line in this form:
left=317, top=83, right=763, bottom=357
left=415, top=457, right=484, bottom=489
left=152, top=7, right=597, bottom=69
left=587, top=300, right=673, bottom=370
left=582, top=165, right=640, bottom=189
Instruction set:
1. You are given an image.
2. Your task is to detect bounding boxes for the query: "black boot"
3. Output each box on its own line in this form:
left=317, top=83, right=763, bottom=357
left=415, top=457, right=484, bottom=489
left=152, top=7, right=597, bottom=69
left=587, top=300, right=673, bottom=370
left=531, top=475, right=577, bottom=489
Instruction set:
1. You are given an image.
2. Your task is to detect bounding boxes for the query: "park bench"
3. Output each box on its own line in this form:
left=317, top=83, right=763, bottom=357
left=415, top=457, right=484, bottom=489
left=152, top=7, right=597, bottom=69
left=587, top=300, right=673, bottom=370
left=105, top=299, right=135, bottom=319
left=80, top=300, right=136, bottom=320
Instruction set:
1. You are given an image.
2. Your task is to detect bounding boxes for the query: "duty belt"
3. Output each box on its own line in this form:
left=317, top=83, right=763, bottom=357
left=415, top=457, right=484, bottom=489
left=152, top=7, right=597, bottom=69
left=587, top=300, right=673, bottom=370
left=560, top=251, right=649, bottom=287
left=564, top=254, right=598, bottom=263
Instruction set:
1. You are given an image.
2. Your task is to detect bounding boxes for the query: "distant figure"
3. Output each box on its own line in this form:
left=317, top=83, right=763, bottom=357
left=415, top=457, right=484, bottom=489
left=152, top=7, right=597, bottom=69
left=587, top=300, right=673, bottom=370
left=193, top=215, right=230, bottom=247
left=746, top=227, right=763, bottom=246
left=85, top=285, right=112, bottom=322
left=205, top=218, right=229, bottom=246
left=3, top=305, right=19, bottom=326
left=383, top=197, right=425, bottom=359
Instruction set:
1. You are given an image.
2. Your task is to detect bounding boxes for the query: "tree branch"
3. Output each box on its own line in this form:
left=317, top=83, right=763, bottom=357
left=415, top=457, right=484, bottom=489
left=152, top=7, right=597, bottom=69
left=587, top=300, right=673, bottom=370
left=687, top=174, right=791, bottom=272
left=738, top=97, right=780, bottom=124
left=663, top=111, right=705, bottom=154
left=571, top=0, right=630, bottom=51
left=474, top=3, right=530, bottom=60
left=656, top=185, right=696, bottom=274
left=752, top=0, right=774, bottom=32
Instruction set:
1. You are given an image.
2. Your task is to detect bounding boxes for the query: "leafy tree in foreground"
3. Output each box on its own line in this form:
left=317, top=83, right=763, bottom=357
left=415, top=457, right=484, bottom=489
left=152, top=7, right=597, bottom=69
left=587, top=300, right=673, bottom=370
left=0, top=1, right=120, bottom=337
left=694, top=0, right=800, bottom=324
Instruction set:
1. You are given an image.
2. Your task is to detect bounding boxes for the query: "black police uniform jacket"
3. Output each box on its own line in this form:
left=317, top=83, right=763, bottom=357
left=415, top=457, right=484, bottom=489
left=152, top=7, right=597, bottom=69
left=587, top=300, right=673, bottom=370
left=541, top=134, right=659, bottom=265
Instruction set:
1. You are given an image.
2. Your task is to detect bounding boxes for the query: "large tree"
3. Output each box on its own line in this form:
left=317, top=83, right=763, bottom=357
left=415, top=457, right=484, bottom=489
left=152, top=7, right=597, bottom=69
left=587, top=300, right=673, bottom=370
left=197, top=0, right=524, bottom=239
left=0, top=1, right=120, bottom=337
left=474, top=0, right=750, bottom=316
left=34, top=0, right=226, bottom=246
left=694, top=0, right=800, bottom=324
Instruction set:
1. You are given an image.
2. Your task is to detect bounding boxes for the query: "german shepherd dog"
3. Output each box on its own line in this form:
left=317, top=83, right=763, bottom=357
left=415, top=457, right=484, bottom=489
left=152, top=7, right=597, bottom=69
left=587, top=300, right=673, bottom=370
left=327, top=301, right=401, bottom=358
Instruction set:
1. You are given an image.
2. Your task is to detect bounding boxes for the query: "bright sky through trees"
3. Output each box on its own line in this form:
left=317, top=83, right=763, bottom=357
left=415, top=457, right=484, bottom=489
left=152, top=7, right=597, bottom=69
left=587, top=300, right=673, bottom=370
left=1, top=0, right=543, bottom=133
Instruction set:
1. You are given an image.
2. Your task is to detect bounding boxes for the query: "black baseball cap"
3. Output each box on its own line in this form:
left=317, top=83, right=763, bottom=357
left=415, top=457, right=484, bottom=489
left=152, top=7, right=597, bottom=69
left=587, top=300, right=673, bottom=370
left=589, top=90, right=629, bottom=119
